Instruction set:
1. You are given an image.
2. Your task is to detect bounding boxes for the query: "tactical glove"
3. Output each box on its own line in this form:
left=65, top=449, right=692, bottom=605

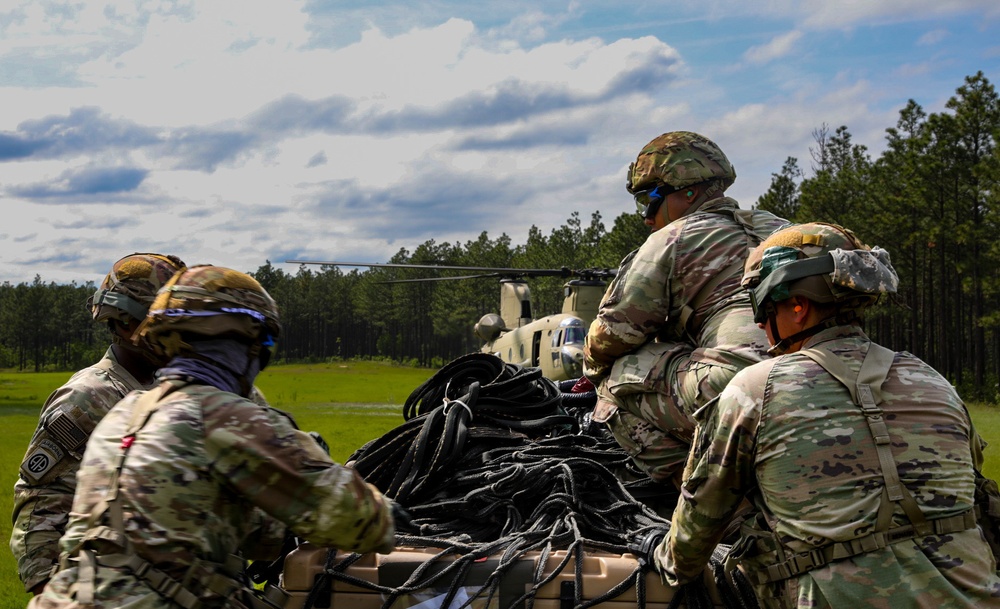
left=628, top=526, right=669, bottom=569
left=391, top=501, right=414, bottom=531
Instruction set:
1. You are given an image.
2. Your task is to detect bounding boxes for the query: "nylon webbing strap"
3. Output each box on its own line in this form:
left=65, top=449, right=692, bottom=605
left=747, top=509, right=977, bottom=585
left=74, top=550, right=98, bottom=605
left=800, top=342, right=931, bottom=537
left=66, top=380, right=268, bottom=609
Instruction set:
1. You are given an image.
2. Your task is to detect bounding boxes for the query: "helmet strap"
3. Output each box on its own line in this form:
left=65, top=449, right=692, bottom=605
left=766, top=315, right=839, bottom=356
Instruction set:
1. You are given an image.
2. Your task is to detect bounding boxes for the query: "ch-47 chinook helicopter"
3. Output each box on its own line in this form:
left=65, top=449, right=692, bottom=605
left=285, top=260, right=616, bottom=381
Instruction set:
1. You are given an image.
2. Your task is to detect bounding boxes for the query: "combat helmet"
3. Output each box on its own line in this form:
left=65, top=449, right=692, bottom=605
left=742, top=222, right=897, bottom=354
left=626, top=131, right=737, bottom=219
left=89, top=253, right=186, bottom=326
left=136, top=265, right=281, bottom=368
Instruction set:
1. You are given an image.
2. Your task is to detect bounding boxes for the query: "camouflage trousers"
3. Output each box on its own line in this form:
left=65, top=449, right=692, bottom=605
left=593, top=341, right=741, bottom=488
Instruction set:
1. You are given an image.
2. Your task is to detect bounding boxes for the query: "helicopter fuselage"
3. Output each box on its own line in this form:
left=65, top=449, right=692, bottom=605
left=480, top=314, right=587, bottom=381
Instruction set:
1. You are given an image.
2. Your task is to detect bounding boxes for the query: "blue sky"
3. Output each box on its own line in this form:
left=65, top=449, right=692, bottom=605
left=1, top=1, right=998, bottom=285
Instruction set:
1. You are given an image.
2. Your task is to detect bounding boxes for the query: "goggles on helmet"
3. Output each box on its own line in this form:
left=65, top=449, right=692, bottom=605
left=748, top=247, right=835, bottom=324
left=634, top=184, right=681, bottom=220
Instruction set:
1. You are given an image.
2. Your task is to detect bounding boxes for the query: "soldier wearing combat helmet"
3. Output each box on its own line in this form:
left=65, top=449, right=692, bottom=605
left=29, top=265, right=398, bottom=609
left=651, top=222, right=1000, bottom=607
left=11, top=252, right=185, bottom=594
left=583, top=131, right=787, bottom=489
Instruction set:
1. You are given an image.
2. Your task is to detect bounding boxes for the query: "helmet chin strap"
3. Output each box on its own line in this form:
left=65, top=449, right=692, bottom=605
left=766, top=315, right=840, bottom=356
left=109, top=321, right=166, bottom=367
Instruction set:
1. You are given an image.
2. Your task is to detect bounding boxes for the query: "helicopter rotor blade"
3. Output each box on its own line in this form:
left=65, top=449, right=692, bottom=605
left=380, top=273, right=512, bottom=283
left=286, top=259, right=616, bottom=279
left=286, top=260, right=550, bottom=274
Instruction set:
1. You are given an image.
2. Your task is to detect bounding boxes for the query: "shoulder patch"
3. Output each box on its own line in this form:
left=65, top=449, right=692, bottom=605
left=19, top=438, right=68, bottom=485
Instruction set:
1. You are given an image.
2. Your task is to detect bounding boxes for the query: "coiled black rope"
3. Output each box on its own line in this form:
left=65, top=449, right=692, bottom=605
left=307, top=354, right=757, bottom=609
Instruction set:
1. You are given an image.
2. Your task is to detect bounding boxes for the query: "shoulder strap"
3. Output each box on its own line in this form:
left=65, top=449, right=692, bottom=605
left=84, top=381, right=186, bottom=532
left=798, top=343, right=930, bottom=535
left=69, top=380, right=250, bottom=609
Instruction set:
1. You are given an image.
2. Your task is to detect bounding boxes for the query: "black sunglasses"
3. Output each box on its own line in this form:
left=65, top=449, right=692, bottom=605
left=634, top=184, right=681, bottom=220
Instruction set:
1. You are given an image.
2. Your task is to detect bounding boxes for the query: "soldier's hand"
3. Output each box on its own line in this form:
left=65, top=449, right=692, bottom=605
left=391, top=501, right=413, bottom=531
left=627, top=525, right=669, bottom=570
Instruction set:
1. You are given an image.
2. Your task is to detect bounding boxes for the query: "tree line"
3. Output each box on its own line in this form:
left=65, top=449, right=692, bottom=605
left=754, top=72, right=999, bottom=401
left=1, top=72, right=997, bottom=401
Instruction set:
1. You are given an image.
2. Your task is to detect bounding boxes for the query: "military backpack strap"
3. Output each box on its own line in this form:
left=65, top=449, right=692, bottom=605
left=798, top=343, right=931, bottom=536
left=736, top=342, right=979, bottom=586
left=68, top=380, right=287, bottom=609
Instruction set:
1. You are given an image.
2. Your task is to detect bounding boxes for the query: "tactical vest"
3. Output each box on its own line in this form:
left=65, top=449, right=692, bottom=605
left=733, top=342, right=978, bottom=586
left=62, top=381, right=288, bottom=609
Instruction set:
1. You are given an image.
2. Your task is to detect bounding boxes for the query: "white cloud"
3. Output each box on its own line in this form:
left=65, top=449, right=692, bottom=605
left=918, top=28, right=949, bottom=45
left=1, top=2, right=997, bottom=285
left=793, top=0, right=998, bottom=29
left=743, top=30, right=803, bottom=65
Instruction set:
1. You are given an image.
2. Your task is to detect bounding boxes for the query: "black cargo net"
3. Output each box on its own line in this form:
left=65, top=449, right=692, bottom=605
left=300, top=353, right=758, bottom=609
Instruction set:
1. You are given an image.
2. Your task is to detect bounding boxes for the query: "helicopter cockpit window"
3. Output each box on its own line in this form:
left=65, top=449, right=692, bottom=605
left=551, top=330, right=563, bottom=348
left=563, top=326, right=585, bottom=345
left=557, top=318, right=586, bottom=346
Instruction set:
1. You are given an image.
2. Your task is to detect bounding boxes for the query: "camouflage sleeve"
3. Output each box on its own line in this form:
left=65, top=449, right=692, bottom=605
left=653, top=363, right=766, bottom=585
left=584, top=235, right=676, bottom=380
left=240, top=507, right=290, bottom=561
left=968, top=409, right=987, bottom=472
left=204, top=399, right=394, bottom=554
left=10, top=476, right=73, bottom=592
left=9, top=380, right=109, bottom=592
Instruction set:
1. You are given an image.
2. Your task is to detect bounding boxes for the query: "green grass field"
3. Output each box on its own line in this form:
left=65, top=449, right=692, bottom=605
left=1, top=362, right=999, bottom=609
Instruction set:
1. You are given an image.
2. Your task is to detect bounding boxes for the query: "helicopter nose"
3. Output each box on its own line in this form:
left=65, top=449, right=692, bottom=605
left=560, top=345, right=584, bottom=378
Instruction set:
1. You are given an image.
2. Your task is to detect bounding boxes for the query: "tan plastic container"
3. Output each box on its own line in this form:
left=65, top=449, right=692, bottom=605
left=281, top=543, right=725, bottom=608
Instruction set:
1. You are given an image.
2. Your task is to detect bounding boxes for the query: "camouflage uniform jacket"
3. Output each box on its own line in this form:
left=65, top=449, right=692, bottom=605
left=657, top=325, right=1000, bottom=608
left=584, top=197, right=786, bottom=382
left=10, top=348, right=147, bottom=592
left=10, top=350, right=283, bottom=594
left=30, top=381, right=393, bottom=609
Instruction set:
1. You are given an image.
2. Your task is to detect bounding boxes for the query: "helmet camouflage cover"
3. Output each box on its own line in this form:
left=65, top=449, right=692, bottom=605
left=136, top=265, right=281, bottom=359
left=742, top=222, right=898, bottom=323
left=89, top=253, right=186, bottom=324
left=626, top=131, right=737, bottom=194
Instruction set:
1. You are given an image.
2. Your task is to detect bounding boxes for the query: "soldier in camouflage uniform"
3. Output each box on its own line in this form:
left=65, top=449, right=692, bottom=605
left=584, top=131, right=787, bottom=487
left=654, top=223, right=1000, bottom=607
left=28, top=265, right=396, bottom=609
left=11, top=253, right=186, bottom=594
